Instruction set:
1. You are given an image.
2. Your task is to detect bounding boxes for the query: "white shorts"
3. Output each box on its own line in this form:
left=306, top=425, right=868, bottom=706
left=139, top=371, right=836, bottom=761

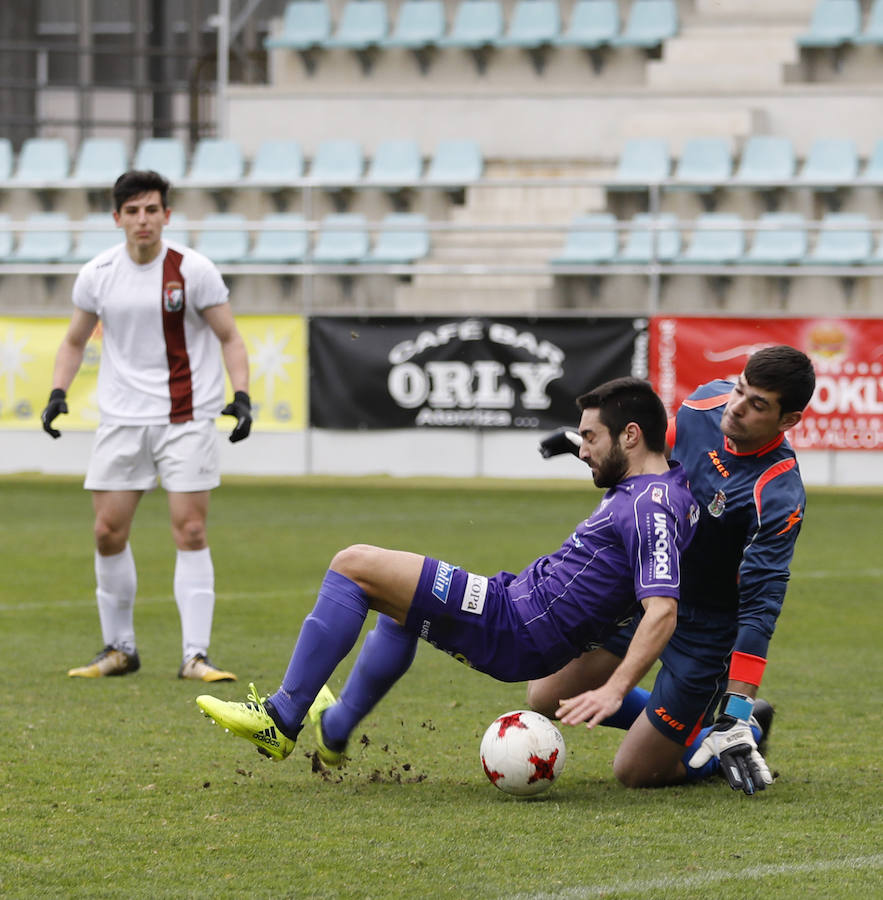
left=84, top=420, right=221, bottom=492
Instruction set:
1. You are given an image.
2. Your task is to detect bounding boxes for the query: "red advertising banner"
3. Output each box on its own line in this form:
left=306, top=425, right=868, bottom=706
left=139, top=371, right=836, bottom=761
left=649, top=317, right=883, bottom=451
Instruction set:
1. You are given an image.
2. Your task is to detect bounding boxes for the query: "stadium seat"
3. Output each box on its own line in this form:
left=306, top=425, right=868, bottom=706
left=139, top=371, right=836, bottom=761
left=367, top=212, right=430, bottom=263
left=193, top=213, right=250, bottom=263
left=309, top=139, right=364, bottom=184
left=797, top=138, right=859, bottom=188
left=245, top=213, right=309, bottom=263
left=68, top=138, right=128, bottom=186
left=869, top=233, right=883, bottom=264
left=0, top=213, right=14, bottom=260
left=0, top=138, right=11, bottom=181
left=365, top=139, right=423, bottom=184
left=606, top=138, right=670, bottom=190
left=67, top=213, right=123, bottom=263
left=672, top=138, right=733, bottom=191
left=617, top=213, right=681, bottom=263
left=164, top=213, right=190, bottom=245
left=860, top=138, right=883, bottom=184
left=425, top=139, right=483, bottom=185
left=497, top=0, right=560, bottom=47
left=383, top=0, right=446, bottom=58
left=264, top=1, right=332, bottom=49
left=806, top=212, right=872, bottom=264
left=555, top=0, right=620, bottom=53
left=245, top=139, right=305, bottom=186
left=313, top=213, right=370, bottom=262
left=185, top=138, right=245, bottom=186
left=324, top=0, right=389, bottom=69
left=677, top=213, right=745, bottom=264
left=855, top=0, right=883, bottom=45
left=744, top=213, right=808, bottom=265
left=732, top=136, right=796, bottom=185
left=439, top=1, right=503, bottom=70
left=550, top=213, right=618, bottom=264
left=796, top=0, right=861, bottom=48
left=612, top=0, right=678, bottom=50
left=134, top=138, right=187, bottom=182
left=11, top=212, right=72, bottom=262
left=11, top=138, right=70, bottom=184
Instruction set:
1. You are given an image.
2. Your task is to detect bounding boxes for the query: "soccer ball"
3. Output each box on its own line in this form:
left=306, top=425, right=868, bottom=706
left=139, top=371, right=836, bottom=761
left=479, top=710, right=566, bottom=797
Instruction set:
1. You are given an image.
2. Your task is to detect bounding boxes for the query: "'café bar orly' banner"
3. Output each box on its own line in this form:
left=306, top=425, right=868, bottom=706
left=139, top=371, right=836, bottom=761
left=310, top=316, right=648, bottom=430
left=649, top=317, right=883, bottom=450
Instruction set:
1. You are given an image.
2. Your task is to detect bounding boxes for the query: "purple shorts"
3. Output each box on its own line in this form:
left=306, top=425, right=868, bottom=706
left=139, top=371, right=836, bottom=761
left=404, top=557, right=553, bottom=683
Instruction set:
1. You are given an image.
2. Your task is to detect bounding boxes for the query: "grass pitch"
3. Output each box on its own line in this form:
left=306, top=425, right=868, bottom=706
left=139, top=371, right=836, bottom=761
left=1, top=475, right=881, bottom=899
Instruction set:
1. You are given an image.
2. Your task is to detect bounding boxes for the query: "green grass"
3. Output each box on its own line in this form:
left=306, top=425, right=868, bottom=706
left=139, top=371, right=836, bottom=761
left=1, top=476, right=881, bottom=899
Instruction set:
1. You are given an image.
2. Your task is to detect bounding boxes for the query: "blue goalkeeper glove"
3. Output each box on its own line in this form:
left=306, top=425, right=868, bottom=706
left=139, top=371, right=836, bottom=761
left=41, top=388, right=68, bottom=439
left=688, top=693, right=773, bottom=796
left=221, top=390, right=252, bottom=443
left=538, top=427, right=581, bottom=459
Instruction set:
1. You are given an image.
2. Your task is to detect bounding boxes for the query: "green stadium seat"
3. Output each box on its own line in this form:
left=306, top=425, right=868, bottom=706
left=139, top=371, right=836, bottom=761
left=796, top=0, right=861, bottom=48
left=245, top=139, right=305, bottom=186
left=264, top=1, right=332, bottom=49
left=677, top=213, right=744, bottom=264
left=425, top=139, right=483, bottom=185
left=855, top=0, right=883, bottom=45
left=313, top=213, right=370, bottom=262
left=612, top=0, right=678, bottom=50
left=732, top=136, right=796, bottom=185
left=860, top=139, right=883, bottom=184
left=309, top=139, right=364, bottom=183
left=606, top=138, right=670, bottom=190
left=11, top=138, right=70, bottom=185
left=245, top=213, right=309, bottom=263
left=67, top=213, right=123, bottom=263
left=324, top=1, right=388, bottom=49
left=194, top=213, right=250, bottom=263
left=69, top=138, right=128, bottom=186
left=555, top=0, right=620, bottom=50
left=185, top=139, right=245, bottom=186
left=617, top=213, right=680, bottom=263
left=134, top=138, right=187, bottom=182
left=551, top=213, right=618, bottom=264
left=672, top=137, right=732, bottom=192
left=744, top=213, right=808, bottom=265
left=383, top=1, right=446, bottom=49
left=797, top=138, right=859, bottom=188
left=366, top=139, right=423, bottom=184
left=806, top=212, right=872, bottom=264
left=12, top=212, right=72, bottom=262
left=367, top=213, right=430, bottom=263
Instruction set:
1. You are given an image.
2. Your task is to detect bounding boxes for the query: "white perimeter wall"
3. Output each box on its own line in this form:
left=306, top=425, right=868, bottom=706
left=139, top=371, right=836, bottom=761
left=2, top=429, right=880, bottom=487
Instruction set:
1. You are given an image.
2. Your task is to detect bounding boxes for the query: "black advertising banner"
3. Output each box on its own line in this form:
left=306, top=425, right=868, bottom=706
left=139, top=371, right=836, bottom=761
left=309, top=316, right=647, bottom=429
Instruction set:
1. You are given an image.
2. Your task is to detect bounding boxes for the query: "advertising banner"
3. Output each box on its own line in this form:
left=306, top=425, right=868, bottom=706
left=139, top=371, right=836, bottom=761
left=0, top=315, right=307, bottom=431
left=309, top=316, right=647, bottom=430
left=649, top=317, right=883, bottom=450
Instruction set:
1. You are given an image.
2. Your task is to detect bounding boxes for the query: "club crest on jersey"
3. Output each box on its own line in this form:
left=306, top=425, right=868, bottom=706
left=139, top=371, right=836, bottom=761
left=708, top=488, right=726, bottom=518
left=163, top=281, right=184, bottom=312
left=652, top=486, right=664, bottom=504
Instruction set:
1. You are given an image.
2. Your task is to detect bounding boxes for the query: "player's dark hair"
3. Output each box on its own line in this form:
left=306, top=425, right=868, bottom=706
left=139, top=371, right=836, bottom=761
left=112, top=170, right=170, bottom=212
left=577, top=377, right=667, bottom=453
left=745, top=345, right=816, bottom=414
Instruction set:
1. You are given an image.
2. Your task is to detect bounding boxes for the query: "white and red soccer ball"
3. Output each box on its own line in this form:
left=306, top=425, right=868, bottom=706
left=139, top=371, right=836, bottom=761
left=480, top=710, right=566, bottom=796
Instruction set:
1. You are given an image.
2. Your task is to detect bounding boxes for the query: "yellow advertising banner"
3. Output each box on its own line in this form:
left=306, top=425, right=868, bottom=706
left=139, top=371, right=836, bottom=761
left=0, top=315, right=307, bottom=431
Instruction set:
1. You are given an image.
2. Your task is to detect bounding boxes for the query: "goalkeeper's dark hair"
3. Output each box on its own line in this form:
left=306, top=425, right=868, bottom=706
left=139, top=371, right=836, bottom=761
left=112, top=170, right=171, bottom=212
left=577, top=377, right=667, bottom=453
left=745, top=345, right=816, bottom=415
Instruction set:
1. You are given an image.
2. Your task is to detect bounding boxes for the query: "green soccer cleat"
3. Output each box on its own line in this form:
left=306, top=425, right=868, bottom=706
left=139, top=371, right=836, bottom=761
left=196, top=683, right=297, bottom=761
left=308, top=683, right=347, bottom=768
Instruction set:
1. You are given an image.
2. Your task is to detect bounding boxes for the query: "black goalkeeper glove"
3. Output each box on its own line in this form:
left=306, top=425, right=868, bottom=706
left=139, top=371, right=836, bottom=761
left=688, top=692, right=773, bottom=796
left=538, top=427, right=581, bottom=459
left=221, top=390, right=252, bottom=443
left=41, top=388, right=68, bottom=439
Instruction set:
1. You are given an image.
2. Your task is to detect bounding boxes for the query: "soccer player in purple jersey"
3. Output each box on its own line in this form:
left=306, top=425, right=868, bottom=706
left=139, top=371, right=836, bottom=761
left=194, top=378, right=700, bottom=766
left=529, top=345, right=816, bottom=795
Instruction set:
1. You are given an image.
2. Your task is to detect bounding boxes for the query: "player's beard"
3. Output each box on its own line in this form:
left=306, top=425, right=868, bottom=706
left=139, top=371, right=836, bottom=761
left=592, top=442, right=629, bottom=488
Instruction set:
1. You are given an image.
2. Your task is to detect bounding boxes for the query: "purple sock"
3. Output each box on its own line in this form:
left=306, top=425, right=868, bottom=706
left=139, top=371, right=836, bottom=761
left=321, top=613, right=418, bottom=749
left=267, top=570, right=368, bottom=733
left=601, top=686, right=650, bottom=730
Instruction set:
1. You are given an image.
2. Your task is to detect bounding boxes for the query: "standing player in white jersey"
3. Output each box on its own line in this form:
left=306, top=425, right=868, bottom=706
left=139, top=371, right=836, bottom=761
left=41, top=169, right=252, bottom=682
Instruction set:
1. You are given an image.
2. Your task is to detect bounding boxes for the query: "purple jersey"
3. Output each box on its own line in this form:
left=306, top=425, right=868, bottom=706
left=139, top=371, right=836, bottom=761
left=505, top=462, right=697, bottom=665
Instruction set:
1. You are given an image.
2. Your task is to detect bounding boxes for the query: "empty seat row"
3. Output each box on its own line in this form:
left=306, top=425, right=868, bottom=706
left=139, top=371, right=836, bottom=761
left=797, top=0, right=883, bottom=49
left=0, top=136, right=483, bottom=189
left=609, top=136, right=883, bottom=191
left=552, top=212, right=883, bottom=266
left=0, top=212, right=431, bottom=265
left=267, top=0, right=678, bottom=66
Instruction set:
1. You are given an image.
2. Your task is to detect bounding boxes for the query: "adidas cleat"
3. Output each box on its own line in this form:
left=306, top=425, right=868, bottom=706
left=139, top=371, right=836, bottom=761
left=307, top=683, right=347, bottom=768
left=68, top=645, right=141, bottom=678
left=178, top=653, right=237, bottom=682
left=196, top=683, right=296, bottom=761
